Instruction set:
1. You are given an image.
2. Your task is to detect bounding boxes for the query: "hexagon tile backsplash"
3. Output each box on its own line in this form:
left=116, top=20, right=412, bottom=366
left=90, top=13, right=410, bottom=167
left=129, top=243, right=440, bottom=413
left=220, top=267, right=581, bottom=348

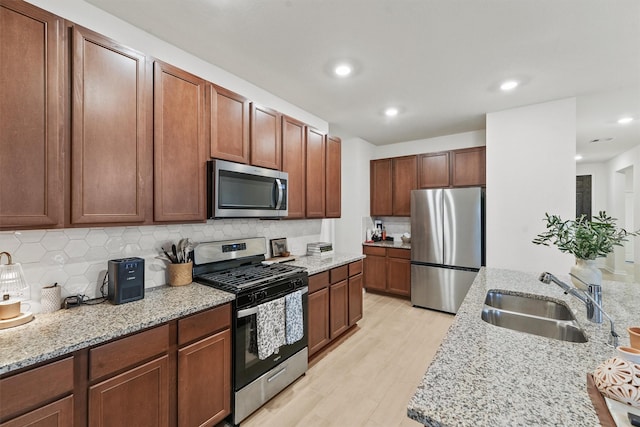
left=0, top=219, right=325, bottom=313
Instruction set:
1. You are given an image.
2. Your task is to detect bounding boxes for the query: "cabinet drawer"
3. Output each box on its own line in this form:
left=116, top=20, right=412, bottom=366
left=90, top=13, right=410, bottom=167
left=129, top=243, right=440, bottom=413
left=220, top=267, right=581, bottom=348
left=348, top=260, right=363, bottom=277
left=329, top=265, right=348, bottom=284
left=387, top=248, right=410, bottom=259
left=308, top=271, right=329, bottom=293
left=0, top=357, right=73, bottom=421
left=178, top=303, right=231, bottom=346
left=363, top=245, right=386, bottom=256
left=90, top=324, right=169, bottom=381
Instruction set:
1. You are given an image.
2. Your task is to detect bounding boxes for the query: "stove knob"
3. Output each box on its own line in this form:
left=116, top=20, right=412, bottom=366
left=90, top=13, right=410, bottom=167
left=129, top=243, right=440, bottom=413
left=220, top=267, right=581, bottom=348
left=256, top=291, right=267, bottom=301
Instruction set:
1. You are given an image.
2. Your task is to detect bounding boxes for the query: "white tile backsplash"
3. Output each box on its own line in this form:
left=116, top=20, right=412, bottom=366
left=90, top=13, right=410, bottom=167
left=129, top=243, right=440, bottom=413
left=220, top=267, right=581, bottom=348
left=1, top=218, right=325, bottom=312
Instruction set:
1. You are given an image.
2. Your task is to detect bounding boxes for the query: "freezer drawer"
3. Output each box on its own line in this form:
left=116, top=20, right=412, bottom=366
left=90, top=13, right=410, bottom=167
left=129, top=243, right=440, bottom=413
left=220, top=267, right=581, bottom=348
left=411, top=264, right=477, bottom=314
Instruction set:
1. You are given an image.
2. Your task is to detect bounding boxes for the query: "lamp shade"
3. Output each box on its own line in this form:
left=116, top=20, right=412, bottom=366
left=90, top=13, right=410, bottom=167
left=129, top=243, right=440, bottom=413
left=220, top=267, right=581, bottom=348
left=0, top=252, right=29, bottom=300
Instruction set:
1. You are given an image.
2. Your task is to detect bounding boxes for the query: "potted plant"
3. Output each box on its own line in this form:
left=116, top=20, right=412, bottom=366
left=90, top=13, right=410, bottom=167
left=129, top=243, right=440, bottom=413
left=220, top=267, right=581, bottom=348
left=532, top=211, right=639, bottom=288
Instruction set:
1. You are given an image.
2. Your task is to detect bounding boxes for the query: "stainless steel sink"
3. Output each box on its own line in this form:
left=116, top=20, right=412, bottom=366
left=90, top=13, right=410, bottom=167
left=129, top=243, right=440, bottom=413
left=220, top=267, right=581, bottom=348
left=484, top=290, right=574, bottom=320
left=481, top=290, right=588, bottom=343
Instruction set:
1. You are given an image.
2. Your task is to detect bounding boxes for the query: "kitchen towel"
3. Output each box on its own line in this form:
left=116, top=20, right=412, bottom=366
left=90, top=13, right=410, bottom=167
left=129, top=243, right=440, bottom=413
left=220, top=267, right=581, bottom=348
left=285, top=290, right=304, bottom=344
left=257, top=297, right=286, bottom=360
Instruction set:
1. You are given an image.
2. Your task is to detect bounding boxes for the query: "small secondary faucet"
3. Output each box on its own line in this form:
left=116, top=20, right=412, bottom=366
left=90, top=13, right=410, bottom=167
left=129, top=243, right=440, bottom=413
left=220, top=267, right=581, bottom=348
left=538, top=271, right=619, bottom=348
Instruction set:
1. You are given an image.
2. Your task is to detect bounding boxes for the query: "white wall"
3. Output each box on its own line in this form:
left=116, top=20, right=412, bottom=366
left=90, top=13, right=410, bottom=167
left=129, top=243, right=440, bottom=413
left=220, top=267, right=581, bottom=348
left=486, top=98, right=576, bottom=274
left=25, top=0, right=327, bottom=132
left=334, top=137, right=375, bottom=254
left=373, top=130, right=486, bottom=159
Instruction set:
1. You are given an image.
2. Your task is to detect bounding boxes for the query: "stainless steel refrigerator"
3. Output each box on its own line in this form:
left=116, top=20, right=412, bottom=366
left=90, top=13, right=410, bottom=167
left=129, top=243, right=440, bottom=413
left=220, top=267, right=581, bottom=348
left=410, top=187, right=484, bottom=314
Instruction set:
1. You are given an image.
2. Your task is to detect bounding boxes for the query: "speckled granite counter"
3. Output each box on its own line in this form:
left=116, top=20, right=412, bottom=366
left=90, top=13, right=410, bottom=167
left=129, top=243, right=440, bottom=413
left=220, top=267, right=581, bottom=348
left=363, top=241, right=411, bottom=250
left=287, top=253, right=365, bottom=275
left=0, top=284, right=234, bottom=375
left=407, top=267, right=640, bottom=426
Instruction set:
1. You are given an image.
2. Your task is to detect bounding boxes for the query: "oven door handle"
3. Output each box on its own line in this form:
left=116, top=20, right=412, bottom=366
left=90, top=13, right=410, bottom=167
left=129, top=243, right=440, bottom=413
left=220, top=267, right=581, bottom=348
left=236, top=286, right=308, bottom=319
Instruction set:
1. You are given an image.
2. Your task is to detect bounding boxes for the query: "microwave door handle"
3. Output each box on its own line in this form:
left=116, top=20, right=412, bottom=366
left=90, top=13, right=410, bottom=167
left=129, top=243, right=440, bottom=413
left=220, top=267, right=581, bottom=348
left=275, top=178, right=283, bottom=209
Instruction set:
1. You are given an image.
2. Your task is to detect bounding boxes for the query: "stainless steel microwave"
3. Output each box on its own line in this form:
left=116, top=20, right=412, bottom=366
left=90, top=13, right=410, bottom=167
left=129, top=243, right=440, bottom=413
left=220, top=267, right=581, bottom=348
left=207, top=160, right=288, bottom=218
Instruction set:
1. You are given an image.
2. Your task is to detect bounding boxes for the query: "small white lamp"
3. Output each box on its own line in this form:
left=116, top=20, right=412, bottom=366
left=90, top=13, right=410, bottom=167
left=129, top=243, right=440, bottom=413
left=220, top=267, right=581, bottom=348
left=0, top=251, right=33, bottom=329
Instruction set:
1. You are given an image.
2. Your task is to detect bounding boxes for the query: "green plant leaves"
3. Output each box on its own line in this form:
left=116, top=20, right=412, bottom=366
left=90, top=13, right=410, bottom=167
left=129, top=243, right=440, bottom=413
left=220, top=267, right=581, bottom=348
left=532, top=211, right=640, bottom=259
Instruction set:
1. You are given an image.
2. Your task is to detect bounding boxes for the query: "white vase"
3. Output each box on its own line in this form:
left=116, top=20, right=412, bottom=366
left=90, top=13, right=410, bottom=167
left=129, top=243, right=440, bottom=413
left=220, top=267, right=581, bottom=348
left=570, top=258, right=602, bottom=290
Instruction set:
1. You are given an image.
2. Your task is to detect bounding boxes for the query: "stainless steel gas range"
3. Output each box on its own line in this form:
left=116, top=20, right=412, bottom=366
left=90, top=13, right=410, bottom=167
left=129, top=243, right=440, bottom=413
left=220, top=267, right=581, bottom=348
left=192, top=237, right=308, bottom=426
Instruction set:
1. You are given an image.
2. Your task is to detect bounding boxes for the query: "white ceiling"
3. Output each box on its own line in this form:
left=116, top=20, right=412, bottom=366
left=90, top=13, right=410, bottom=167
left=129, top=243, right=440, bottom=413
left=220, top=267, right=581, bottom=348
left=86, top=0, right=640, bottom=162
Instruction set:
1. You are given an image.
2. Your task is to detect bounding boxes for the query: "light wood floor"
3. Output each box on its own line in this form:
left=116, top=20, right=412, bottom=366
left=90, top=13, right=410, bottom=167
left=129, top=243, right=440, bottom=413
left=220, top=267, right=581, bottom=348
left=238, top=292, right=454, bottom=427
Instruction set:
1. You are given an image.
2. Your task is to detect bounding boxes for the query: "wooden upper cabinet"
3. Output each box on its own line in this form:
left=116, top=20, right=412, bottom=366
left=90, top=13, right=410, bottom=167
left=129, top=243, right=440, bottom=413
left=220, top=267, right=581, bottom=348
left=392, top=155, right=417, bottom=216
left=0, top=2, right=63, bottom=229
left=210, top=84, right=250, bottom=163
left=250, top=103, right=281, bottom=170
left=419, top=151, right=450, bottom=189
left=71, top=26, right=149, bottom=225
left=325, top=136, right=341, bottom=218
left=281, top=115, right=306, bottom=219
left=153, top=61, right=206, bottom=222
left=306, top=128, right=326, bottom=218
left=452, top=146, right=486, bottom=187
left=370, top=159, right=392, bottom=216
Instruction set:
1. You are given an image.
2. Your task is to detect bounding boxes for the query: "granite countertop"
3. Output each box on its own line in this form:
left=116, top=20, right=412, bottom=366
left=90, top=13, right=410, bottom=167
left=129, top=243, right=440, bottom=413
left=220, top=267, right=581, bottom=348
left=0, top=284, right=234, bottom=375
left=363, top=240, right=411, bottom=250
left=287, top=253, right=365, bottom=275
left=407, top=267, right=640, bottom=426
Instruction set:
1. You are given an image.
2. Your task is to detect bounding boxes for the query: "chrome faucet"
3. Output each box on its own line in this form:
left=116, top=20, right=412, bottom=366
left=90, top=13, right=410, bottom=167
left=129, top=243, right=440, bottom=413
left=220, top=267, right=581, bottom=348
left=538, top=271, right=619, bottom=347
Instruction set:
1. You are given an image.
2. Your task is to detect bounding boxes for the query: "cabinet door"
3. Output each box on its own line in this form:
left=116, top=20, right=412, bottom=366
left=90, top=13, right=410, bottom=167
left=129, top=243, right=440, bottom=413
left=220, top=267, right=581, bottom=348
left=308, top=288, right=330, bottom=356
left=250, top=103, right=281, bottom=170
left=178, top=329, right=231, bottom=427
left=153, top=61, right=206, bottom=222
left=89, top=356, right=169, bottom=427
left=348, top=274, right=363, bottom=326
left=325, top=135, right=341, bottom=218
left=281, top=116, right=306, bottom=218
left=71, top=26, right=149, bottom=224
left=392, top=156, right=417, bottom=216
left=305, top=128, right=325, bottom=218
left=210, top=84, right=250, bottom=163
left=363, top=254, right=387, bottom=291
left=0, top=357, right=73, bottom=422
left=418, top=151, right=450, bottom=189
left=370, top=159, right=392, bottom=216
left=387, top=256, right=411, bottom=297
left=0, top=2, right=63, bottom=229
left=0, top=396, right=73, bottom=427
left=452, top=146, right=486, bottom=187
left=329, top=280, right=349, bottom=339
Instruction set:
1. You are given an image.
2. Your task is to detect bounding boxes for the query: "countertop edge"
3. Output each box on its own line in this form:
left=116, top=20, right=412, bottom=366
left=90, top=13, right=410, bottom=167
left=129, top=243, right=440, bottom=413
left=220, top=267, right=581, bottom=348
left=0, top=284, right=235, bottom=375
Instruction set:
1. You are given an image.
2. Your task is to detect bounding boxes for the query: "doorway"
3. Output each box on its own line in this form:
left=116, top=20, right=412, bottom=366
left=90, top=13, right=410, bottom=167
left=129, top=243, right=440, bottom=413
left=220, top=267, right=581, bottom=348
left=576, top=175, right=592, bottom=219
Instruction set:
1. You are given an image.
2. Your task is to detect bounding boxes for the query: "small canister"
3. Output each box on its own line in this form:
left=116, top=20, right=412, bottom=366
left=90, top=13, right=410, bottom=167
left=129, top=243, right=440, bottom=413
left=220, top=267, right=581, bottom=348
left=40, top=283, right=61, bottom=313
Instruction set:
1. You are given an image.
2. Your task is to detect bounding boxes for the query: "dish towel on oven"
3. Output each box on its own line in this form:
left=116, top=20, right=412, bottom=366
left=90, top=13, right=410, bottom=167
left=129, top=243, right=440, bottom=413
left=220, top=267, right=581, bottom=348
left=285, top=289, right=304, bottom=344
left=257, top=297, right=286, bottom=360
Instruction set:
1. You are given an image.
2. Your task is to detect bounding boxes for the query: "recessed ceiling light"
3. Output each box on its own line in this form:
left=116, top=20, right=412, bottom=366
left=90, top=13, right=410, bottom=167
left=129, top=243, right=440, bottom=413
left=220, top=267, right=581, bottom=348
left=384, top=108, right=399, bottom=117
left=334, top=64, right=352, bottom=77
left=575, top=155, right=583, bottom=161
left=618, top=117, right=634, bottom=124
left=500, top=80, right=519, bottom=91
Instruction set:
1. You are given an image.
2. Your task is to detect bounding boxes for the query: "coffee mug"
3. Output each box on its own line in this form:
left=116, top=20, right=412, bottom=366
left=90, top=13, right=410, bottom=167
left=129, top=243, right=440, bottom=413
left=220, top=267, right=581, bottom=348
left=0, top=300, right=29, bottom=319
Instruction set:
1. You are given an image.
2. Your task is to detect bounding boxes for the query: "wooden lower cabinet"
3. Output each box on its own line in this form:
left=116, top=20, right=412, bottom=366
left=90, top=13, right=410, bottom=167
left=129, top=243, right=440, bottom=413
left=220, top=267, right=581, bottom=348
left=0, top=396, right=74, bottom=427
left=89, top=356, right=169, bottom=427
left=308, top=261, right=363, bottom=358
left=0, top=304, right=232, bottom=427
left=308, top=287, right=330, bottom=356
left=348, top=274, right=363, bottom=325
left=363, top=246, right=411, bottom=297
left=329, top=280, right=349, bottom=339
left=178, top=329, right=231, bottom=427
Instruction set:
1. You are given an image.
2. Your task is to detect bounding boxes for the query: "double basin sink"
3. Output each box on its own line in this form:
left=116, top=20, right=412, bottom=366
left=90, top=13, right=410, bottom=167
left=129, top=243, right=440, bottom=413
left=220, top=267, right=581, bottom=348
left=481, top=290, right=588, bottom=343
